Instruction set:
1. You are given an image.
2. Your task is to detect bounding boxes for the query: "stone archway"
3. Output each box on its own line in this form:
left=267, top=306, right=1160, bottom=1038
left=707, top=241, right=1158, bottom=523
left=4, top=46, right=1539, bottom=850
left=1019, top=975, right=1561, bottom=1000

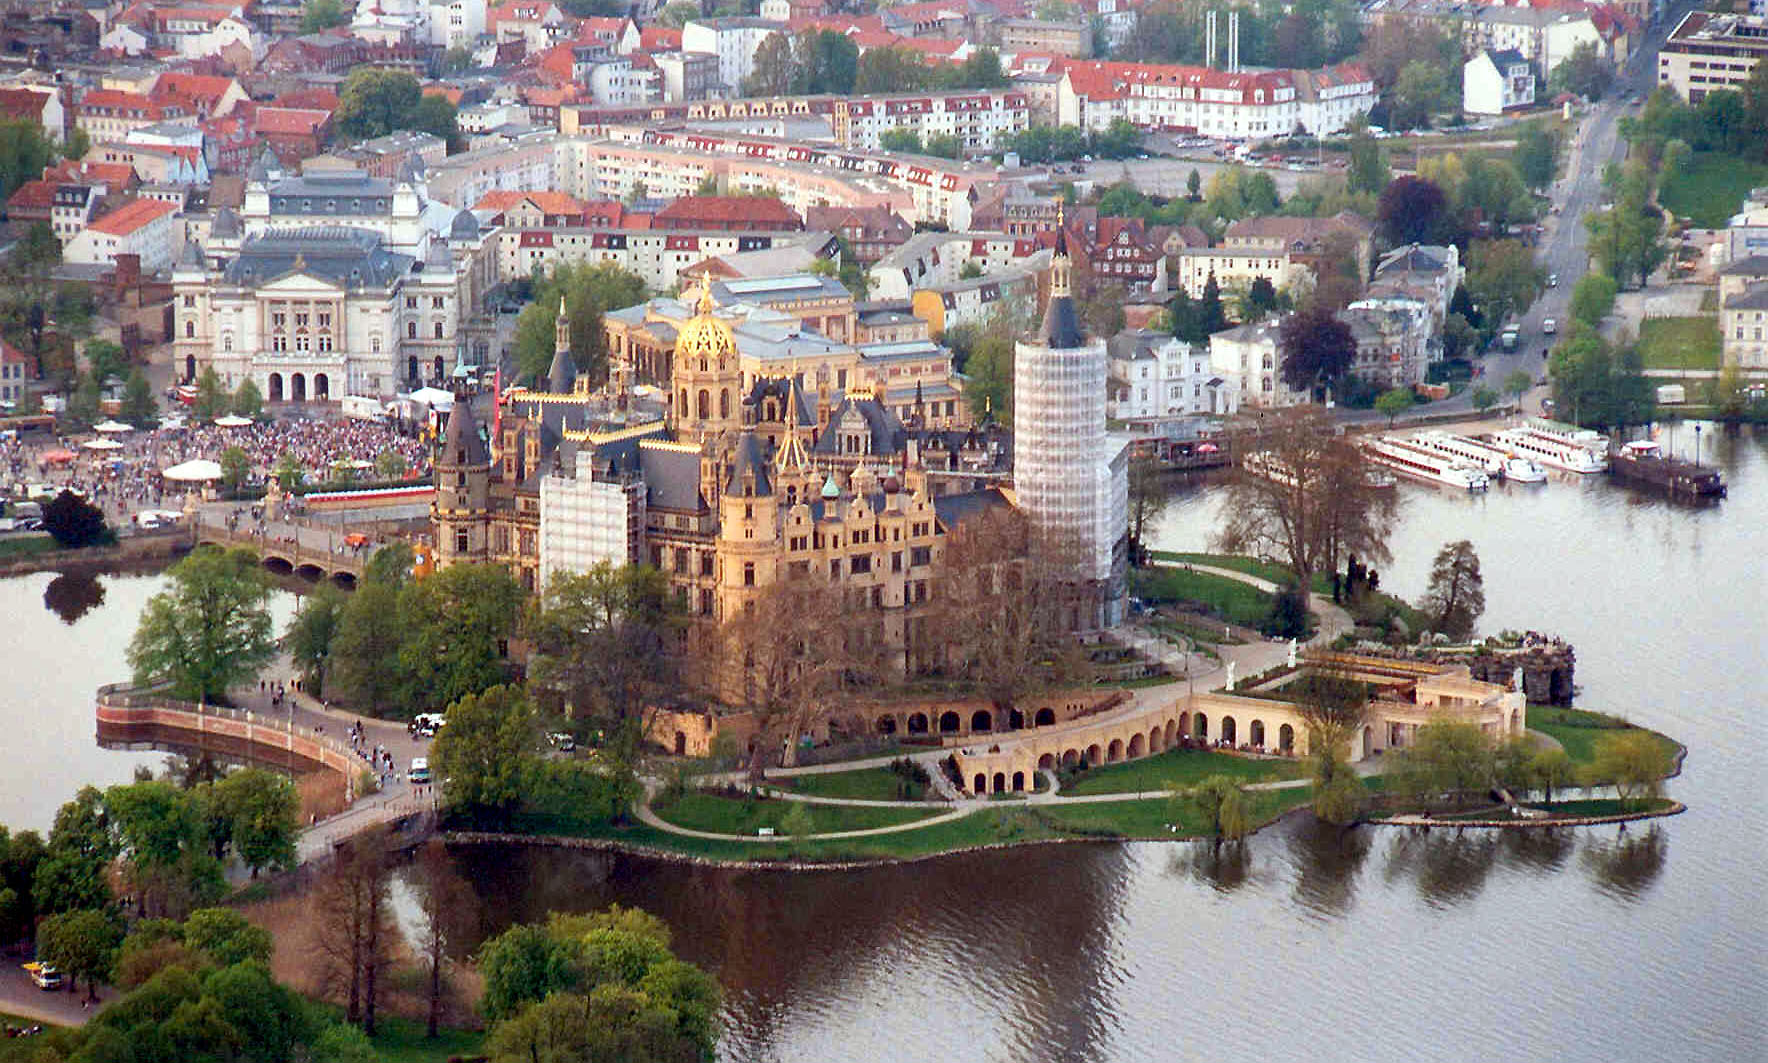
left=907, top=713, right=928, bottom=734
left=1221, top=716, right=1237, bottom=746
left=1038, top=753, right=1056, bottom=770
left=1250, top=719, right=1266, bottom=748
left=1062, top=749, right=1080, bottom=767
left=877, top=716, right=897, bottom=735
left=291, top=372, right=306, bottom=402
left=1128, top=733, right=1145, bottom=758
left=1085, top=743, right=1102, bottom=766
left=1192, top=713, right=1208, bottom=741
left=1362, top=726, right=1374, bottom=759
left=1012, top=771, right=1025, bottom=791
left=1107, top=738, right=1124, bottom=763
left=1279, top=723, right=1295, bottom=752
left=673, top=732, right=686, bottom=756
left=1164, top=719, right=1177, bottom=747
left=973, top=773, right=986, bottom=794
left=408, top=355, right=420, bottom=384
left=1035, top=708, right=1055, bottom=726
left=184, top=355, right=196, bottom=382
left=970, top=709, right=993, bottom=733
left=433, top=356, right=444, bottom=381
left=1008, top=709, right=1025, bottom=730
left=268, top=373, right=283, bottom=402
left=938, top=711, right=960, bottom=734
left=314, top=373, right=330, bottom=400
left=992, top=772, right=1006, bottom=793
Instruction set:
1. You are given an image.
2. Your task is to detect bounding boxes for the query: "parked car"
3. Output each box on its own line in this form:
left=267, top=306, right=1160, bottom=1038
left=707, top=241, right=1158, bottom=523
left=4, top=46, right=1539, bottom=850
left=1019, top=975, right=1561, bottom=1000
left=1547, top=273, right=1558, bottom=287
left=1542, top=317, right=1558, bottom=335
left=23, top=963, right=63, bottom=991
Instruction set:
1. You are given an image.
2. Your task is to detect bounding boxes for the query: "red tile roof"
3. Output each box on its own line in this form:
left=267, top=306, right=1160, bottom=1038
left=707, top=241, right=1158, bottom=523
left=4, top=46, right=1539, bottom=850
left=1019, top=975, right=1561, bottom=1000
left=654, top=195, right=803, bottom=227
left=150, top=72, right=237, bottom=109
left=45, top=160, right=138, bottom=187
left=639, top=26, right=681, bottom=50
left=86, top=198, right=177, bottom=237
left=78, top=88, right=179, bottom=119
left=1064, top=60, right=1294, bottom=101
left=254, top=106, right=330, bottom=136
left=0, top=339, right=29, bottom=368
left=0, top=88, right=51, bottom=122
left=474, top=189, right=588, bottom=216
left=6, top=179, right=56, bottom=211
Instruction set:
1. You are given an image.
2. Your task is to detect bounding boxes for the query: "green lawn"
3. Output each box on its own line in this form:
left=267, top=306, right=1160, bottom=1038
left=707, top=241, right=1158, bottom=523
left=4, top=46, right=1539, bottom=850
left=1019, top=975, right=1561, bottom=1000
left=650, top=791, right=940, bottom=835
left=1527, top=705, right=1680, bottom=767
left=1657, top=151, right=1768, bottom=228
left=0, top=535, right=57, bottom=560
left=776, top=766, right=925, bottom=802
left=1149, top=552, right=1331, bottom=593
left=1062, top=748, right=1306, bottom=796
left=1131, top=565, right=1276, bottom=629
left=1037, top=787, right=1312, bottom=837
left=364, top=1017, right=484, bottom=1063
left=1636, top=316, right=1721, bottom=372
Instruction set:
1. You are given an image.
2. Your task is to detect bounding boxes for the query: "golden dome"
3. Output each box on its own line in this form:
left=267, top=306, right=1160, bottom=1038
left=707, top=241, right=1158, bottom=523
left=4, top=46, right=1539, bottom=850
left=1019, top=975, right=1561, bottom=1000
left=677, top=284, right=735, bottom=363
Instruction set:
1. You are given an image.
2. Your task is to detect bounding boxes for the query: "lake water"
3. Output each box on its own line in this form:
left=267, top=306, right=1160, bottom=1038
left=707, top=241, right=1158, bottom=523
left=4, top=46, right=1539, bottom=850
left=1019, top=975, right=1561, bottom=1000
left=4, top=427, right=1764, bottom=1062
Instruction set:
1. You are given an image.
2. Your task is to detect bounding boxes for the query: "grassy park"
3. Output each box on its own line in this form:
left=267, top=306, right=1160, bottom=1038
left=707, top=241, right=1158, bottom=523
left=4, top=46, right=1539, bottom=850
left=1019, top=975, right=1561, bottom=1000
left=1060, top=748, right=1306, bottom=796
left=1526, top=705, right=1681, bottom=767
left=1131, top=565, right=1277, bottom=629
left=1636, top=317, right=1721, bottom=372
left=1656, top=152, right=1768, bottom=228
left=650, top=791, right=941, bottom=835
left=775, top=765, right=928, bottom=802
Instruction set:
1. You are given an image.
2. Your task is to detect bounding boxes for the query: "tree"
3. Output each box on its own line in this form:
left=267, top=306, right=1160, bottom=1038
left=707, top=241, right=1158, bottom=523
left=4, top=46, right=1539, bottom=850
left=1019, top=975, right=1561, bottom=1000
left=412, top=93, right=460, bottom=147
left=287, top=585, right=345, bottom=699
left=310, top=827, right=393, bottom=1032
left=1549, top=328, right=1653, bottom=429
left=218, top=446, right=252, bottom=493
left=943, top=46, right=1007, bottom=89
left=300, top=0, right=351, bottom=33
left=656, top=0, right=698, bottom=27
left=1189, top=775, right=1249, bottom=841
left=209, top=770, right=298, bottom=877
left=478, top=922, right=584, bottom=1022
left=1278, top=303, right=1357, bottom=398
left=127, top=546, right=277, bottom=702
left=193, top=366, right=229, bottom=420
left=33, top=786, right=116, bottom=915
left=1390, top=59, right=1451, bottom=131
left=314, top=1023, right=380, bottom=1063
left=397, top=562, right=524, bottom=711
left=104, top=780, right=224, bottom=918
left=1186, top=168, right=1202, bottom=201
left=64, top=126, right=90, bottom=163
left=412, top=840, right=471, bottom=1037
left=232, top=378, right=263, bottom=421
left=743, top=32, right=794, bottom=97
left=183, top=907, right=273, bottom=967
left=441, top=44, right=474, bottom=73
left=1217, top=407, right=1398, bottom=584
left=957, top=311, right=1014, bottom=420
left=1421, top=540, right=1484, bottom=641
left=1347, top=129, right=1389, bottom=196
left=1393, top=720, right=1495, bottom=806
left=1244, top=276, right=1280, bottom=322
left=1549, top=40, right=1614, bottom=101
left=1374, top=387, right=1415, bottom=428
left=0, top=118, right=55, bottom=202
left=330, top=581, right=405, bottom=714
left=1471, top=386, right=1499, bottom=415
left=1090, top=117, right=1144, bottom=160
left=792, top=29, right=859, bottom=95
left=1590, top=731, right=1672, bottom=806
left=1515, top=122, right=1559, bottom=189
left=1291, top=671, right=1368, bottom=824
left=1125, top=452, right=1168, bottom=566
left=17, top=221, right=61, bottom=271
left=1529, top=747, right=1576, bottom=804
left=855, top=45, right=929, bottom=94
left=431, top=685, right=537, bottom=822
left=1503, top=369, right=1533, bottom=410
left=923, top=132, right=962, bottom=159
left=879, top=127, right=922, bottom=154
left=41, top=488, right=109, bottom=548
left=1377, top=175, right=1448, bottom=246
left=1585, top=169, right=1668, bottom=289
left=38, top=909, right=121, bottom=1002
left=1199, top=272, right=1227, bottom=336
left=115, top=368, right=158, bottom=428
left=1568, top=273, right=1618, bottom=328
left=334, top=69, right=455, bottom=144
left=1465, top=239, right=1546, bottom=337
left=511, top=261, right=648, bottom=385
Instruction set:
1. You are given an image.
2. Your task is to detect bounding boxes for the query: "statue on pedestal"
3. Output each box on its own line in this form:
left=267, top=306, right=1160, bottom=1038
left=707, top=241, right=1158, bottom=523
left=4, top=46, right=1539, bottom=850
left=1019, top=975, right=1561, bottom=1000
left=1225, top=660, right=1237, bottom=690
left=1287, top=638, right=1299, bottom=668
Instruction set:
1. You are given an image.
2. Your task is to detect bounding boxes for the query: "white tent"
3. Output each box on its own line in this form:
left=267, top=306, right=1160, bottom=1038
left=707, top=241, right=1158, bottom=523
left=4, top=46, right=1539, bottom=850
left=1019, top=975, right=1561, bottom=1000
left=93, top=420, right=134, bottom=434
left=162, top=459, right=224, bottom=482
left=406, top=387, right=455, bottom=411
left=81, top=438, right=124, bottom=450
left=213, top=415, right=253, bottom=428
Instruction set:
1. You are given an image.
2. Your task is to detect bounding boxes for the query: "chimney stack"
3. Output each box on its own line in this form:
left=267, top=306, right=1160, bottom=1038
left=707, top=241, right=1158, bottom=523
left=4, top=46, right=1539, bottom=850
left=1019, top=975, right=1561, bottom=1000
left=1206, top=10, right=1217, bottom=69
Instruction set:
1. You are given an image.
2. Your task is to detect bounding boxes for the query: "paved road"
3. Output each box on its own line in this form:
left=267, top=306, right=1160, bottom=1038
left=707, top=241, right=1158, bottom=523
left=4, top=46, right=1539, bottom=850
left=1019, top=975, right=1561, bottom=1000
left=0, top=962, right=107, bottom=1027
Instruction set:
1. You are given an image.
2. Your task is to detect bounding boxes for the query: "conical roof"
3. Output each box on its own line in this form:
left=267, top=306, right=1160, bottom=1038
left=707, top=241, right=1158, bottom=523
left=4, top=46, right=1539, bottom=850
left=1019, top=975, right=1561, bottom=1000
left=726, top=431, right=771, bottom=497
left=442, top=394, right=489, bottom=466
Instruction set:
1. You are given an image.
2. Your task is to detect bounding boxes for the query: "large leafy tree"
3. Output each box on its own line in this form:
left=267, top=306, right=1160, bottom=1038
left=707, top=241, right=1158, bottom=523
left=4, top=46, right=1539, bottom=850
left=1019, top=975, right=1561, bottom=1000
left=208, top=769, right=299, bottom=877
left=1515, top=121, right=1560, bottom=189
left=0, top=117, right=55, bottom=201
left=120, top=368, right=159, bottom=428
left=105, top=780, right=226, bottom=918
left=1422, top=539, right=1484, bottom=641
left=335, top=69, right=458, bottom=143
left=1548, top=40, right=1614, bottom=101
left=1377, top=175, right=1448, bottom=246
left=1278, top=303, right=1357, bottom=398
left=41, top=489, right=109, bottom=548
left=511, top=261, right=648, bottom=385
left=33, top=786, right=116, bottom=914
left=855, top=45, right=928, bottom=93
left=742, top=32, right=794, bottom=97
left=38, top=908, right=122, bottom=1002
left=431, top=684, right=538, bottom=823
left=287, top=584, right=346, bottom=698
left=1465, top=239, right=1545, bottom=336
left=397, top=562, right=525, bottom=711
left=330, top=580, right=406, bottom=715
left=793, top=29, right=859, bottom=95
left=127, top=546, right=277, bottom=703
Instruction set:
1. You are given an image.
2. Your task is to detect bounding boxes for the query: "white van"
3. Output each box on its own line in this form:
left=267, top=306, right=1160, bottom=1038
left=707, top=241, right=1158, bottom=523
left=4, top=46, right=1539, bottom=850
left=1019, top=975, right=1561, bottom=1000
left=408, top=757, right=431, bottom=784
left=339, top=395, right=388, bottom=423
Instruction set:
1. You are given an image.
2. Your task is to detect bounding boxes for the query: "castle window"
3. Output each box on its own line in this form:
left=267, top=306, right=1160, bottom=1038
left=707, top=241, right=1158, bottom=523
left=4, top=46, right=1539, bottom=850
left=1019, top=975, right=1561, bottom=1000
left=408, top=322, right=418, bottom=339
left=700, top=553, right=714, bottom=576
left=455, top=529, right=469, bottom=552
left=850, top=554, right=871, bottom=574
left=892, top=551, right=902, bottom=572
left=829, top=559, right=841, bottom=578
left=456, top=471, right=465, bottom=487
left=742, top=561, right=755, bottom=586
left=674, top=549, right=688, bottom=574
left=434, top=322, right=444, bottom=339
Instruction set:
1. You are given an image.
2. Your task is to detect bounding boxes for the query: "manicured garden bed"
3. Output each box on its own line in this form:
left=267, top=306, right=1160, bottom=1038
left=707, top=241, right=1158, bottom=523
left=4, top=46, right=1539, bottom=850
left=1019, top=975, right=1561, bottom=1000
left=775, top=765, right=927, bottom=802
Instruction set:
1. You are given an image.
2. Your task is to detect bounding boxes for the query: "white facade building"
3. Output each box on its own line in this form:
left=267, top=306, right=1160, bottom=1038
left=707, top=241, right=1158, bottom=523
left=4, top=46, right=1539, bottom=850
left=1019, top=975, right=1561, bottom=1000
left=831, top=90, right=1031, bottom=154
left=429, top=0, right=486, bottom=49
left=682, top=17, right=786, bottom=95
left=1107, top=330, right=1237, bottom=420
left=1209, top=318, right=1304, bottom=407
left=538, top=449, right=647, bottom=588
left=1464, top=49, right=1536, bottom=115
left=64, top=198, right=180, bottom=272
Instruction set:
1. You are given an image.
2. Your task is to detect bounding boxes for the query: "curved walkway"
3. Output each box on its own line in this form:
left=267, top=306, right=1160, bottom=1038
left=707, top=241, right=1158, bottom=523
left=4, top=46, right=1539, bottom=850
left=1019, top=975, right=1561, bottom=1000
left=632, top=784, right=977, bottom=843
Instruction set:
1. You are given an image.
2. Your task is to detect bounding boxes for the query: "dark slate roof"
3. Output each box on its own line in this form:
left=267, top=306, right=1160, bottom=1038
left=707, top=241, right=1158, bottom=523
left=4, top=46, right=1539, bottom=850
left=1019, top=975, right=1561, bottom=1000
left=547, top=341, right=576, bottom=394
left=442, top=394, right=490, bottom=466
left=812, top=396, right=903, bottom=455
left=932, top=486, right=1014, bottom=530
left=449, top=208, right=479, bottom=240
left=745, top=374, right=815, bottom=426
left=1724, top=285, right=1768, bottom=311
left=1720, top=254, right=1768, bottom=276
left=726, top=431, right=772, bottom=497
left=639, top=442, right=705, bottom=511
left=176, top=240, right=203, bottom=268
left=267, top=171, right=397, bottom=216
left=224, top=227, right=412, bottom=289
left=1487, top=48, right=1528, bottom=69
left=1039, top=291, right=1085, bottom=349
left=210, top=205, right=240, bottom=238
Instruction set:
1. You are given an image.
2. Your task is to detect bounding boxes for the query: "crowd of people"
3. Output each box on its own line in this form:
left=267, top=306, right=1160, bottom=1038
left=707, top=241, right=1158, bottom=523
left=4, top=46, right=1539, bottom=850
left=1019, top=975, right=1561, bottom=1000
left=150, top=417, right=432, bottom=484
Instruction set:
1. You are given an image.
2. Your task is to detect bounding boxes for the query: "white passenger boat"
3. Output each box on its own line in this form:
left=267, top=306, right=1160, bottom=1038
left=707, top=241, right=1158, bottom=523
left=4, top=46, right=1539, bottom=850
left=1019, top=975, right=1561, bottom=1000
left=1492, top=426, right=1608, bottom=474
left=1362, top=436, right=1490, bottom=490
left=1409, top=432, right=1547, bottom=483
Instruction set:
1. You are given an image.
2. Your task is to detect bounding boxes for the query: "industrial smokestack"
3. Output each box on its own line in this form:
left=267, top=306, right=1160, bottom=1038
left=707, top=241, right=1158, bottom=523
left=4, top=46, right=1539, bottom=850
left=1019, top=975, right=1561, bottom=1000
left=1229, top=10, right=1240, bottom=73
left=1206, top=10, right=1216, bottom=70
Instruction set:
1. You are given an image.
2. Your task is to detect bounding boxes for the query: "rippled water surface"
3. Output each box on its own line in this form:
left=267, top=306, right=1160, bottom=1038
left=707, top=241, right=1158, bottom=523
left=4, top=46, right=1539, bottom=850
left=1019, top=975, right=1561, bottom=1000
left=5, top=427, right=1765, bottom=1062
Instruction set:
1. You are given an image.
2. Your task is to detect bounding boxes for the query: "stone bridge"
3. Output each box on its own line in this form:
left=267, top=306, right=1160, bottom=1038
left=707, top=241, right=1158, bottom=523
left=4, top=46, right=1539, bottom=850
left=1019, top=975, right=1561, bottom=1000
left=192, top=521, right=367, bottom=584
left=95, top=684, right=359, bottom=800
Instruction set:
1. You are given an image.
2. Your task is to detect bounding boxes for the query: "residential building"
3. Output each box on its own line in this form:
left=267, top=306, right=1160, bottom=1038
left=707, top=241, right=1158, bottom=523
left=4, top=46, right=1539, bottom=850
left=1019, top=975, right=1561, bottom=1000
left=149, top=72, right=248, bottom=120
left=1209, top=317, right=1303, bottom=407
left=0, top=86, right=65, bottom=143
left=681, top=16, right=786, bottom=95
left=473, top=189, right=589, bottom=227
left=253, top=107, right=333, bottom=166
left=998, top=18, right=1091, bottom=57
left=1011, top=228, right=1130, bottom=630
left=333, top=130, right=448, bottom=179
left=1365, top=0, right=1621, bottom=81
left=1464, top=49, right=1536, bottom=115
left=805, top=205, right=913, bottom=265
left=1220, top=212, right=1376, bottom=286
left=1718, top=256, right=1768, bottom=369
left=654, top=195, right=803, bottom=232
left=831, top=89, right=1030, bottom=154
left=1106, top=329, right=1235, bottom=420
left=1368, top=243, right=1462, bottom=334
left=0, top=340, right=30, bottom=407
left=75, top=89, right=192, bottom=142
left=1339, top=302, right=1431, bottom=390
left=1659, top=10, right=1768, bottom=102
left=1058, top=60, right=1375, bottom=138
left=422, top=136, right=556, bottom=207
left=492, top=226, right=833, bottom=291
left=654, top=51, right=722, bottom=103
left=64, top=197, right=180, bottom=272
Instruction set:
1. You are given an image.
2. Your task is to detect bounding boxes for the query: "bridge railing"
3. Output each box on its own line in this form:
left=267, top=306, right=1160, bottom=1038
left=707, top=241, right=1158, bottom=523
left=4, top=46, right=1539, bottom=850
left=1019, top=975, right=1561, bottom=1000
left=191, top=519, right=367, bottom=576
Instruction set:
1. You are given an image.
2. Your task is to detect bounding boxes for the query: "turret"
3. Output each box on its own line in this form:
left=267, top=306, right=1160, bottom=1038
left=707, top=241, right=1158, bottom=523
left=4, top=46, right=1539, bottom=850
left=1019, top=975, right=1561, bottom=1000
left=434, top=394, right=491, bottom=566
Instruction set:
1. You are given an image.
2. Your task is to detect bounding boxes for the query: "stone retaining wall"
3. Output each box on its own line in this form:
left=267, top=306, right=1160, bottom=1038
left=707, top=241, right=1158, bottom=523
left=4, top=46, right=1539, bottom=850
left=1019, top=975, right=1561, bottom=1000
left=1375, top=802, right=1685, bottom=830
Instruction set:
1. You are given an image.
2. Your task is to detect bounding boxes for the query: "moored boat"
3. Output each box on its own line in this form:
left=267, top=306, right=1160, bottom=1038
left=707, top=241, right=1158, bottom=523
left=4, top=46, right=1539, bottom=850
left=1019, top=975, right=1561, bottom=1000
left=1608, top=439, right=1726, bottom=497
left=1491, top=427, right=1608, bottom=474
left=1362, top=436, right=1490, bottom=490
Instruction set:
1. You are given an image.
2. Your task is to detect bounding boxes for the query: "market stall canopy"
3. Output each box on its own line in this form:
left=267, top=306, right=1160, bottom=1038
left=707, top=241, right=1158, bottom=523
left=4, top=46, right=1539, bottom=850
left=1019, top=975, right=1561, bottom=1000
left=162, top=459, right=224, bottom=482
left=81, top=438, right=123, bottom=450
left=212, top=415, right=253, bottom=428
left=42, top=449, right=76, bottom=463
left=93, top=420, right=134, bottom=434
left=406, top=387, right=455, bottom=410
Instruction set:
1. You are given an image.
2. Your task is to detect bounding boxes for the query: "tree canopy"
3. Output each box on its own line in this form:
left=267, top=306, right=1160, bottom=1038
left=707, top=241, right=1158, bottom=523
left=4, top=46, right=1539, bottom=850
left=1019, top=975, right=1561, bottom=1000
left=1278, top=304, right=1357, bottom=398
left=127, top=546, right=277, bottom=703
left=512, top=261, right=648, bottom=386
left=335, top=69, right=458, bottom=144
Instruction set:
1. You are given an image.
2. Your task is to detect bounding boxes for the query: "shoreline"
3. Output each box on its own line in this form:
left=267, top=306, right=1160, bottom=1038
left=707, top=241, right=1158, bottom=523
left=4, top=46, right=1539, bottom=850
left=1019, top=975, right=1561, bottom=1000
left=0, top=531, right=188, bottom=578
